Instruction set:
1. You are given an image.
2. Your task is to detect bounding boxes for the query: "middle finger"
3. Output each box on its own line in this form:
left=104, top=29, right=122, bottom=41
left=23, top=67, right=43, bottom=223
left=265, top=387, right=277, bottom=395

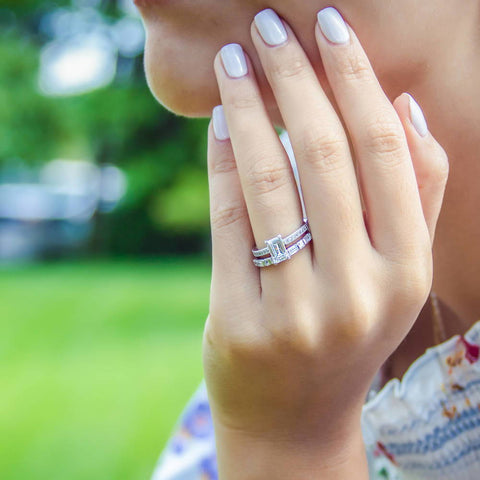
left=251, top=9, right=370, bottom=270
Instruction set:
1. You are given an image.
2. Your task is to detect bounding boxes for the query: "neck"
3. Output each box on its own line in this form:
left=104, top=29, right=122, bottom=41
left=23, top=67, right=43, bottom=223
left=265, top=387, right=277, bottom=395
left=406, top=30, right=480, bottom=327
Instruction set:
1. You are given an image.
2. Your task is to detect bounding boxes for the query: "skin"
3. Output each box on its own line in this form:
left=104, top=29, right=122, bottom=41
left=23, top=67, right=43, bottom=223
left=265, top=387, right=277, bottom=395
left=136, top=1, right=480, bottom=477
left=136, top=0, right=480, bottom=380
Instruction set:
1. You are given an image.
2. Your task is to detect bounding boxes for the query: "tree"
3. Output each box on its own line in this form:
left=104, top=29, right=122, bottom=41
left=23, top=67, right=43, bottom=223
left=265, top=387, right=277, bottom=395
left=1, top=1, right=211, bottom=256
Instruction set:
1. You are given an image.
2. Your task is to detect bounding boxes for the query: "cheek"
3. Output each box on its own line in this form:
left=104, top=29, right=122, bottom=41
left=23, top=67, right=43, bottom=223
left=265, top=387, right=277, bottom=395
left=142, top=18, right=283, bottom=119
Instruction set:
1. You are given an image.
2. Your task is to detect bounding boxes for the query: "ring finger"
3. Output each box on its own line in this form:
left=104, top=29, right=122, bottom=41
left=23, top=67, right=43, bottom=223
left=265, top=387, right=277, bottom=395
left=213, top=44, right=313, bottom=285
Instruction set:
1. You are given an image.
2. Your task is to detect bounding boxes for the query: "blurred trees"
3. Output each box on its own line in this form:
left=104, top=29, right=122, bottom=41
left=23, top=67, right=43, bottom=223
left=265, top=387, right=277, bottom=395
left=0, top=1, right=211, bottom=256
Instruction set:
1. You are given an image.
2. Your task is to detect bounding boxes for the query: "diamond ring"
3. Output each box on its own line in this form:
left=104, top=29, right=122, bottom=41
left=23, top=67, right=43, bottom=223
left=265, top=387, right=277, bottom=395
left=252, top=219, right=312, bottom=268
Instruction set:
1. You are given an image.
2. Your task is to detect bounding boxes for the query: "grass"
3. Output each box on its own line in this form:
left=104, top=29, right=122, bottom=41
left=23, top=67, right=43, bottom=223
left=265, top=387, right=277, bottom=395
left=0, top=258, right=212, bottom=480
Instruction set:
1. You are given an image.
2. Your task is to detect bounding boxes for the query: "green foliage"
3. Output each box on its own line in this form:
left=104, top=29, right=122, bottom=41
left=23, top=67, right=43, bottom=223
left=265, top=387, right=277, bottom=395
left=0, top=32, right=60, bottom=163
left=2, top=0, right=69, bottom=10
left=154, top=168, right=210, bottom=233
left=1, top=3, right=212, bottom=255
left=0, top=260, right=210, bottom=480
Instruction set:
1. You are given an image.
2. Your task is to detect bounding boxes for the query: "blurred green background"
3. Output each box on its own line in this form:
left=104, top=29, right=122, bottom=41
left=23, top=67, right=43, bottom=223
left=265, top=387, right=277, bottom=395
left=1, top=1, right=211, bottom=478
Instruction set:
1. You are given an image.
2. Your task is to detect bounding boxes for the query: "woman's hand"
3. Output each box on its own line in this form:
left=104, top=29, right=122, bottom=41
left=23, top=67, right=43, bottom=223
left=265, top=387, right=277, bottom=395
left=203, top=7, right=449, bottom=477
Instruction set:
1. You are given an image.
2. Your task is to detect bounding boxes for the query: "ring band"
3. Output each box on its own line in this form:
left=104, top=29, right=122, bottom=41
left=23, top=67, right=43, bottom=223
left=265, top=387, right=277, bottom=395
left=252, top=219, right=312, bottom=268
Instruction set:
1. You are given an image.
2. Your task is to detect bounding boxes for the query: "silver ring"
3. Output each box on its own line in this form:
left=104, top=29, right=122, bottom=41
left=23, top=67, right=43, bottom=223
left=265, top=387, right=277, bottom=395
left=252, top=219, right=312, bottom=268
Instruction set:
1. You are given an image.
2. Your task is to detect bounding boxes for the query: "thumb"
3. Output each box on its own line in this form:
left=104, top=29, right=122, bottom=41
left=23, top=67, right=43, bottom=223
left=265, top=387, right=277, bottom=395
left=393, top=92, right=450, bottom=246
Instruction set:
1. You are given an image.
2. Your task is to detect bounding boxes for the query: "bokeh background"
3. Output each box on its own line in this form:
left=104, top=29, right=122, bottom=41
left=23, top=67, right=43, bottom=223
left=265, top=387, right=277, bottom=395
left=1, top=1, right=211, bottom=478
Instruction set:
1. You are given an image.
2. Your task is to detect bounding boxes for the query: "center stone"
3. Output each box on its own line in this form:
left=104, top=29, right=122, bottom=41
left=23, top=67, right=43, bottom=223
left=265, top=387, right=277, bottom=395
left=266, top=235, right=291, bottom=264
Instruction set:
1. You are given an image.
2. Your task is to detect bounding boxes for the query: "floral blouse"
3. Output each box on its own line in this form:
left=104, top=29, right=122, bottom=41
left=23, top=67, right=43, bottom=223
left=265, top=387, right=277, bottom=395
left=151, top=131, right=480, bottom=479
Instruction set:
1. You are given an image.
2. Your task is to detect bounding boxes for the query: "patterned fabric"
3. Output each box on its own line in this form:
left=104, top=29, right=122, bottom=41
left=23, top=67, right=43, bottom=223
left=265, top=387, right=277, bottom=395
left=362, top=325, right=480, bottom=480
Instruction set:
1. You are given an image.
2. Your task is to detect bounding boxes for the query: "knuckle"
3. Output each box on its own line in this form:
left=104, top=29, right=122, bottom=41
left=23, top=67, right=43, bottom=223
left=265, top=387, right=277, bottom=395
left=245, top=155, right=291, bottom=196
left=277, top=331, right=318, bottom=358
left=210, top=202, right=246, bottom=231
left=364, top=116, right=406, bottom=158
left=344, top=295, right=374, bottom=332
left=332, top=301, right=373, bottom=344
left=203, top=318, right=223, bottom=352
left=300, top=128, right=347, bottom=174
left=266, top=323, right=319, bottom=359
left=268, top=304, right=319, bottom=356
left=387, top=241, right=433, bottom=292
left=336, top=318, right=370, bottom=346
left=217, top=326, right=273, bottom=362
left=211, top=153, right=237, bottom=175
left=227, top=91, right=261, bottom=112
left=225, top=297, right=321, bottom=360
left=334, top=52, right=372, bottom=82
left=269, top=54, right=311, bottom=82
left=385, top=234, right=430, bottom=266
left=421, top=154, right=450, bottom=187
left=324, top=283, right=375, bottom=341
left=432, top=147, right=450, bottom=182
left=394, top=262, right=433, bottom=306
left=205, top=310, right=268, bottom=360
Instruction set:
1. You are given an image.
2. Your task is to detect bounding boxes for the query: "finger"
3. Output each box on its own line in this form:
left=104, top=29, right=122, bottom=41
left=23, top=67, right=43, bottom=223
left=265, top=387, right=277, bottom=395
left=315, top=7, right=430, bottom=260
left=213, top=43, right=313, bottom=284
left=207, top=109, right=260, bottom=303
left=251, top=9, right=370, bottom=271
left=393, top=93, right=450, bottom=245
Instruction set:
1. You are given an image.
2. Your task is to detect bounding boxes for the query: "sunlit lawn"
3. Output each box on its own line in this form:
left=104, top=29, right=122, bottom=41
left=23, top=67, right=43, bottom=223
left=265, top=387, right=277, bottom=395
left=0, top=258, right=211, bottom=480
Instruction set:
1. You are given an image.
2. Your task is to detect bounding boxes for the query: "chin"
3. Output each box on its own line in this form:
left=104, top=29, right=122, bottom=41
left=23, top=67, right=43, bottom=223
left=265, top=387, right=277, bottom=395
left=147, top=79, right=217, bottom=118
left=143, top=39, right=220, bottom=118
left=145, top=70, right=218, bottom=119
left=143, top=40, right=285, bottom=125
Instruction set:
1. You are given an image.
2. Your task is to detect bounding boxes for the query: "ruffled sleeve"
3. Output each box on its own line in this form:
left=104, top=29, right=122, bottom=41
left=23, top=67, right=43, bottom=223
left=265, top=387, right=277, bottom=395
left=362, top=320, right=480, bottom=480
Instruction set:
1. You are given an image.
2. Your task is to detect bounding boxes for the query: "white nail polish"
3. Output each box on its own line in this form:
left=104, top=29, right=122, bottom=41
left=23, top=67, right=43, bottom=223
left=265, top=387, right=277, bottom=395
left=212, top=105, right=230, bottom=141
left=220, top=43, right=248, bottom=78
left=254, top=9, right=288, bottom=46
left=317, top=7, right=350, bottom=45
left=407, top=93, right=429, bottom=137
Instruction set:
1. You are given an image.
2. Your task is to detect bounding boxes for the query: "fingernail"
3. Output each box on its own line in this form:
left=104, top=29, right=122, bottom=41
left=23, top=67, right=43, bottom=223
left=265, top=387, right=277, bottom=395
left=407, top=93, right=429, bottom=137
left=254, top=9, right=288, bottom=46
left=317, top=7, right=350, bottom=45
left=212, top=105, right=230, bottom=141
left=220, top=43, right=248, bottom=78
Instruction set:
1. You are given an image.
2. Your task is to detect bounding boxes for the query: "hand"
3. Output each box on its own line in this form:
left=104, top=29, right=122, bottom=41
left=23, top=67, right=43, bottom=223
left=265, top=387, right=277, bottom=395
left=203, top=6, right=448, bottom=454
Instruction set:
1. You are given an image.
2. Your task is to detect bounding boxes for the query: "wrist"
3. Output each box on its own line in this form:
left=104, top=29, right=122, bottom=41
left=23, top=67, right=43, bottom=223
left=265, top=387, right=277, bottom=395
left=212, top=420, right=369, bottom=480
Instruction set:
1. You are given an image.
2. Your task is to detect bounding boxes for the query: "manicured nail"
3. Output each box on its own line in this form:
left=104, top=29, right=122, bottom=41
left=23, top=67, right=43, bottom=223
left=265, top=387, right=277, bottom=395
left=220, top=43, right=248, bottom=78
left=407, top=93, right=428, bottom=137
left=317, top=7, right=350, bottom=45
left=254, top=9, right=288, bottom=46
left=212, top=105, right=230, bottom=141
